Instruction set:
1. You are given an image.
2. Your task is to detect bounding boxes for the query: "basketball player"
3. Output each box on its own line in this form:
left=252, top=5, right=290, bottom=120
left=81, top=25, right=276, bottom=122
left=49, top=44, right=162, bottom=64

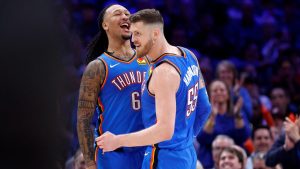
left=96, top=9, right=211, bottom=169
left=77, top=4, right=147, bottom=169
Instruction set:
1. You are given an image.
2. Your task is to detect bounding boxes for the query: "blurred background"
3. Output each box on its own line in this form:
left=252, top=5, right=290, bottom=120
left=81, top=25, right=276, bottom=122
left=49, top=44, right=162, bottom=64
left=1, top=0, right=299, bottom=169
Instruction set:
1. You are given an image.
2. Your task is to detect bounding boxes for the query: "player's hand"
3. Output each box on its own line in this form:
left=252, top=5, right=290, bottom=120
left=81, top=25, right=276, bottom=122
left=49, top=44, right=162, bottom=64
left=96, top=131, right=121, bottom=153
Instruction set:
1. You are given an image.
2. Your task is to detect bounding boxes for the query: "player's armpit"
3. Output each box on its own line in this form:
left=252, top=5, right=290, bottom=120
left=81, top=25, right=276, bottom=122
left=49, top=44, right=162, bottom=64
left=77, top=60, right=105, bottom=166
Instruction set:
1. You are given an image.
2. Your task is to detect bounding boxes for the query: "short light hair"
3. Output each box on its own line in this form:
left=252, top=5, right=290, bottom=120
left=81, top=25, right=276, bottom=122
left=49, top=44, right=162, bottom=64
left=129, top=9, right=164, bottom=25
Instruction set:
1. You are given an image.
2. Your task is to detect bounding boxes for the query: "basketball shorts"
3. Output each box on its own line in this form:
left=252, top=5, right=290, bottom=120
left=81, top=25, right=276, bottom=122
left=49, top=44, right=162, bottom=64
left=142, top=145, right=197, bottom=169
left=95, top=147, right=145, bottom=169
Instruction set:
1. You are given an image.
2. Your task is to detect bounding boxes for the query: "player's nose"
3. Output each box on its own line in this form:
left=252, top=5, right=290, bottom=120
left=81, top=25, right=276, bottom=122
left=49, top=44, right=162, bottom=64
left=121, top=13, right=129, bottom=20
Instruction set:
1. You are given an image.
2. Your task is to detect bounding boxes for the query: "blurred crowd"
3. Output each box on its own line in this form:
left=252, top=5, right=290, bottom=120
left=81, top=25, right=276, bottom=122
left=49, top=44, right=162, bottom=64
left=57, top=0, right=300, bottom=169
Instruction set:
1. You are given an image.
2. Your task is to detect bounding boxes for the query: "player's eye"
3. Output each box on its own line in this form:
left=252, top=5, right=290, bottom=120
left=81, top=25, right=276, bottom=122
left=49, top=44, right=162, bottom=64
left=114, top=12, right=121, bottom=16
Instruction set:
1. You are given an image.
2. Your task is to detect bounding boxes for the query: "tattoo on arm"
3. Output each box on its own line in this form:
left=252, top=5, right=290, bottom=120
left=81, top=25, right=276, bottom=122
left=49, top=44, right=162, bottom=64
left=77, top=60, right=105, bottom=166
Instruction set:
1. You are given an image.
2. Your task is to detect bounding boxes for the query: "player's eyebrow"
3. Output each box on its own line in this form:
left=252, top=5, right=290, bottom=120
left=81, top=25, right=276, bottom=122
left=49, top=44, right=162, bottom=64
left=112, top=9, right=130, bottom=14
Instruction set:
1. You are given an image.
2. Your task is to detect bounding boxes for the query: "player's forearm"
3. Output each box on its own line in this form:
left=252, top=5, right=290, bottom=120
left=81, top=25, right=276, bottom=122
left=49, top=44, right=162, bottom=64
left=77, top=60, right=103, bottom=167
left=77, top=92, right=98, bottom=166
left=193, top=87, right=211, bottom=136
left=77, top=109, right=96, bottom=167
left=117, top=122, right=174, bottom=147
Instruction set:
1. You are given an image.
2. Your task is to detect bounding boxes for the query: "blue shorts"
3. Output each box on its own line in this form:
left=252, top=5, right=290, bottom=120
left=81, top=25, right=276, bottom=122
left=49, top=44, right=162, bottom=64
left=95, top=147, right=145, bottom=169
left=142, top=145, right=197, bottom=169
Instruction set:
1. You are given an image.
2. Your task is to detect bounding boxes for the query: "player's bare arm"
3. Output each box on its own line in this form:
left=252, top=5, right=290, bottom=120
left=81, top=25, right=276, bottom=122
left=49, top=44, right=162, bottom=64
left=96, top=62, right=180, bottom=152
left=77, top=60, right=105, bottom=168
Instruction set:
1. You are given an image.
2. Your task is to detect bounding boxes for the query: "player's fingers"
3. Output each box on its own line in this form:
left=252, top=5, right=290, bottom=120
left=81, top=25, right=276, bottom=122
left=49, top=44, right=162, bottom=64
left=98, top=133, right=107, bottom=140
left=95, top=136, right=102, bottom=141
left=96, top=140, right=104, bottom=146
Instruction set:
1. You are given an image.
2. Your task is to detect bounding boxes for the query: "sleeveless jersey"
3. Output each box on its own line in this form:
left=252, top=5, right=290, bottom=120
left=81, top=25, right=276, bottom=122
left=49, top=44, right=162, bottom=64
left=141, top=47, right=200, bottom=150
left=94, top=51, right=148, bottom=141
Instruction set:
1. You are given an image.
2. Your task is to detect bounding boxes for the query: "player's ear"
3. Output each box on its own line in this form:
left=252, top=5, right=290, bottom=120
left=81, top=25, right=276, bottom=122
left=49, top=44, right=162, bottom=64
left=152, top=28, right=159, bottom=42
left=102, top=22, right=108, bottom=31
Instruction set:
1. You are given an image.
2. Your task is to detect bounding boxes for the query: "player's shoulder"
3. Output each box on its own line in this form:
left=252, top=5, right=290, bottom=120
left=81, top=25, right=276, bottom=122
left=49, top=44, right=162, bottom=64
left=153, top=62, right=179, bottom=78
left=82, top=59, right=106, bottom=80
left=86, top=59, right=104, bottom=70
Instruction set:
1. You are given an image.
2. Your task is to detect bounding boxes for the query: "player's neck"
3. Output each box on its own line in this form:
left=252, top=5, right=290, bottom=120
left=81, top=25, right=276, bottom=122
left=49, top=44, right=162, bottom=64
left=107, top=39, right=133, bottom=61
left=148, top=37, right=178, bottom=60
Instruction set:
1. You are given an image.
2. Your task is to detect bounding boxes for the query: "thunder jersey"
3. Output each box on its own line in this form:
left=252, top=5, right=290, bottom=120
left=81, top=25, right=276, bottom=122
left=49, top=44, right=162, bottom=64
left=141, top=47, right=201, bottom=150
left=94, top=51, right=148, bottom=143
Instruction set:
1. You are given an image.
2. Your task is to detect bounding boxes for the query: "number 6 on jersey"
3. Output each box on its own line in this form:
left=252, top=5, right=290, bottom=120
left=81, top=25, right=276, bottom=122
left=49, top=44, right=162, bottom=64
left=132, top=91, right=141, bottom=110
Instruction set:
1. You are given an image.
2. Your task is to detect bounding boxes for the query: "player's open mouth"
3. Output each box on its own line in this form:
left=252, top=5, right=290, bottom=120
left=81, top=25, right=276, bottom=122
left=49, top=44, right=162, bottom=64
left=120, top=22, right=130, bottom=31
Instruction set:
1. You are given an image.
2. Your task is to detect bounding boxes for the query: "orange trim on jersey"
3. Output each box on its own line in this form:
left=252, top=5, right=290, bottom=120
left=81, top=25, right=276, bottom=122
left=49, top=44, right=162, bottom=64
left=146, top=60, right=181, bottom=97
left=94, top=147, right=99, bottom=162
left=177, top=46, right=187, bottom=58
left=98, top=114, right=104, bottom=135
left=144, top=56, right=151, bottom=65
left=150, top=145, right=157, bottom=169
left=103, top=50, right=137, bottom=63
left=161, top=60, right=181, bottom=76
left=146, top=73, right=155, bottom=97
left=151, top=53, right=181, bottom=64
left=97, top=98, right=104, bottom=112
left=147, top=87, right=155, bottom=97
left=98, top=58, right=108, bottom=90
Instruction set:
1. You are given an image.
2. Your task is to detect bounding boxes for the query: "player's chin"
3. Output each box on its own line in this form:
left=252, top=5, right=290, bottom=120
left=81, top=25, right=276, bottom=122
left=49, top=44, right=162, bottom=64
left=136, top=50, right=146, bottom=58
left=121, top=32, right=131, bottom=40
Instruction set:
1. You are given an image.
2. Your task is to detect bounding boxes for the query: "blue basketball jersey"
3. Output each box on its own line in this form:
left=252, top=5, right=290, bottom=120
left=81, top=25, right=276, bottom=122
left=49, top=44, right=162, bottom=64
left=141, top=47, right=200, bottom=150
left=94, top=51, right=148, bottom=142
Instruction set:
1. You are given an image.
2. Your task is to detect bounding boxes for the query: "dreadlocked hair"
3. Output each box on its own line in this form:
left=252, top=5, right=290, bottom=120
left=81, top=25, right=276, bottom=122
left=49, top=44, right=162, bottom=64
left=86, top=4, right=116, bottom=64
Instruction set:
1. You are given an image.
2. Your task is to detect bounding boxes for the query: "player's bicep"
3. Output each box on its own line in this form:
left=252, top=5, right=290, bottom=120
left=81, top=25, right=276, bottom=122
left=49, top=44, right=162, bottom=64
left=78, top=60, right=105, bottom=118
left=152, top=64, right=180, bottom=127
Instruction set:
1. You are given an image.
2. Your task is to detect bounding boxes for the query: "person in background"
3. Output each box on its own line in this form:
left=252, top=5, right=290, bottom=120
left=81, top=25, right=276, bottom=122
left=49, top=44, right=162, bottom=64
left=211, top=135, right=235, bottom=169
left=218, top=145, right=247, bottom=169
left=252, top=152, right=275, bottom=169
left=270, top=87, right=298, bottom=130
left=243, top=75, right=274, bottom=128
left=197, top=80, right=250, bottom=168
left=246, top=126, right=273, bottom=169
left=216, top=60, right=253, bottom=121
left=265, top=117, right=300, bottom=169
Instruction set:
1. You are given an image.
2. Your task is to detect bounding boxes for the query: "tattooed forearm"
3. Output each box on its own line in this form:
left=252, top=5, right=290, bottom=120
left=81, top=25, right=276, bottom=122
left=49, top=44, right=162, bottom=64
left=78, top=100, right=95, bottom=110
left=77, top=116, right=95, bottom=166
left=77, top=60, right=105, bottom=167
